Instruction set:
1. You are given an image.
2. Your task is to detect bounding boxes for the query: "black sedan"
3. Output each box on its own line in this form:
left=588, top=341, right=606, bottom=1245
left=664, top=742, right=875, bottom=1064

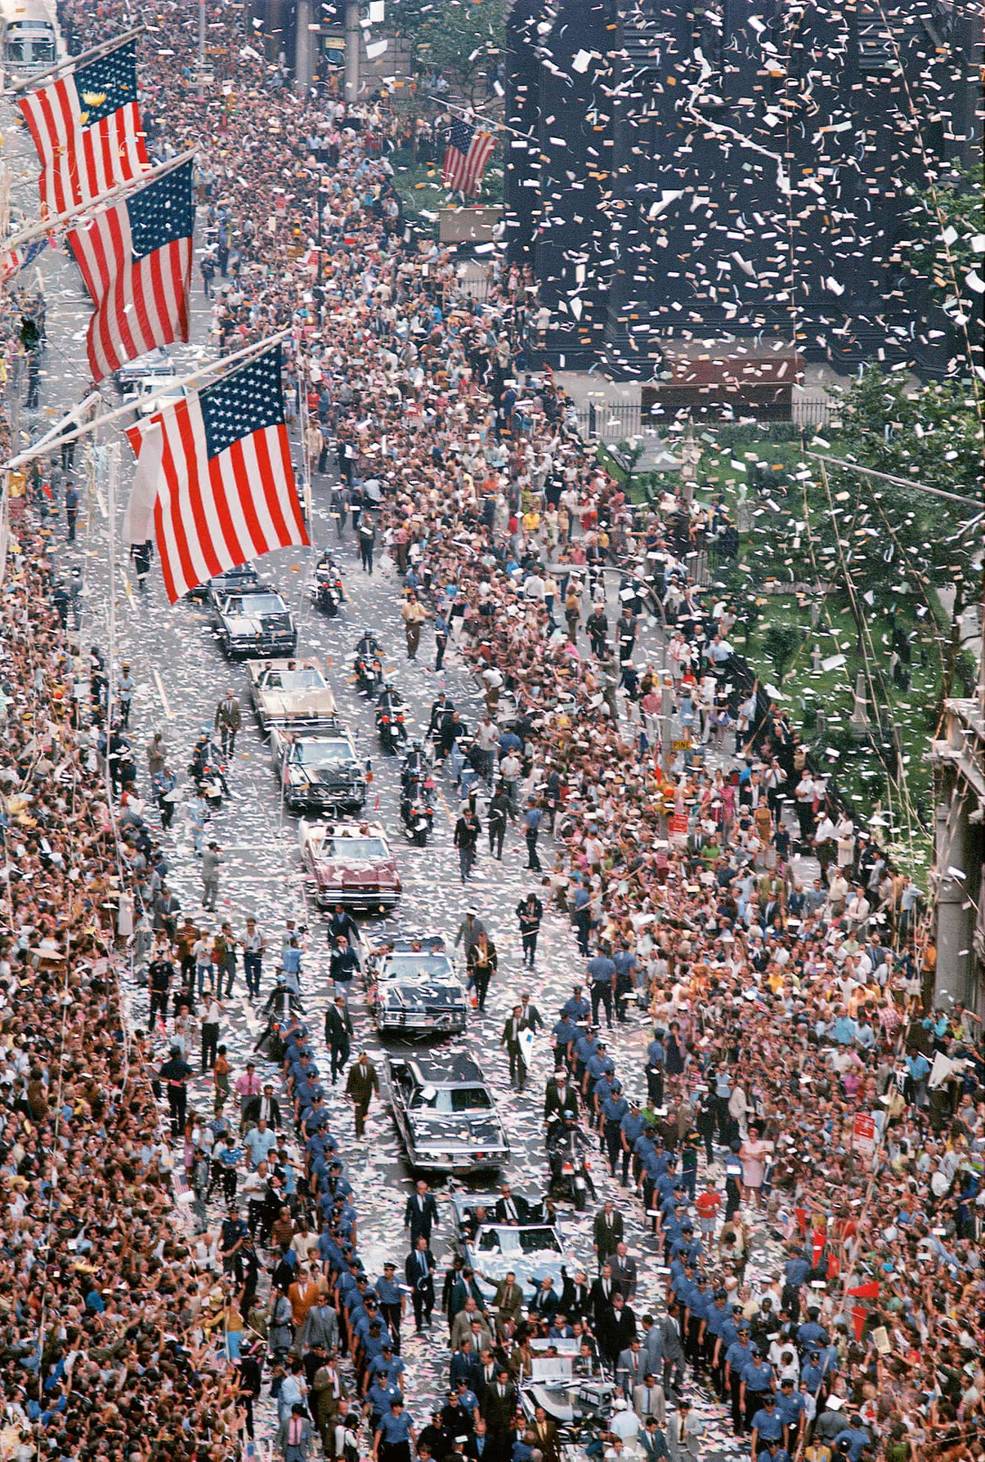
left=386, top=1052, right=509, bottom=1177
left=212, top=584, right=297, bottom=658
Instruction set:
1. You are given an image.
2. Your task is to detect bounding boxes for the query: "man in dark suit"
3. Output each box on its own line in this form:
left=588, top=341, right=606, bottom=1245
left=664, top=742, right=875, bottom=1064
left=449, top=1338, right=480, bottom=1392
left=610, top=1240, right=639, bottom=1302
left=501, top=1005, right=528, bottom=1089
left=528, top=1275, right=559, bottom=1323
left=599, top=1291, right=637, bottom=1367
left=589, top=1262, right=618, bottom=1328
left=639, top=1416, right=670, bottom=1461
left=242, top=1081, right=281, bottom=1129
left=480, top=1368, right=515, bottom=1462
left=404, top=1179, right=440, bottom=1242
left=529, top=1406, right=559, bottom=1462
left=491, top=1185, right=529, bottom=1225
left=559, top=1268, right=590, bottom=1324
left=543, top=1071, right=578, bottom=1127
left=324, top=996, right=353, bottom=1084
left=593, top=1200, right=624, bottom=1264
left=344, top=1051, right=378, bottom=1138
left=405, top=1235, right=436, bottom=1333
left=464, top=1416, right=492, bottom=1462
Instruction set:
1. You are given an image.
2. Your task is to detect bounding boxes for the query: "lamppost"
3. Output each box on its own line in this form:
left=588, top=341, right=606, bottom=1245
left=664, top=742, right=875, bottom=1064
left=312, top=152, right=331, bottom=327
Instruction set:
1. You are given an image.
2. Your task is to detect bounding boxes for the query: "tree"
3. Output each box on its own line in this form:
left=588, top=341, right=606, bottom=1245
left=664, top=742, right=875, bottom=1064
left=763, top=623, right=803, bottom=684
left=393, top=0, right=508, bottom=103
left=901, top=165, right=985, bottom=347
left=824, top=369, right=982, bottom=699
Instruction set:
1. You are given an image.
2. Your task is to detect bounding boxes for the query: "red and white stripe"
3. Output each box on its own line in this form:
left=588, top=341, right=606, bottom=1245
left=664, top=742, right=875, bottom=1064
left=126, top=400, right=309, bottom=603
left=67, top=200, right=192, bottom=383
left=444, top=131, right=495, bottom=196
left=19, top=81, right=147, bottom=216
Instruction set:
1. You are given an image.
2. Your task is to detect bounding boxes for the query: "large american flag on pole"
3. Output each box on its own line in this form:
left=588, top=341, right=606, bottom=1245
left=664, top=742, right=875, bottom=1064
left=441, top=118, right=495, bottom=197
left=18, top=40, right=148, bottom=215
left=125, top=346, right=309, bottom=603
left=66, top=160, right=194, bottom=384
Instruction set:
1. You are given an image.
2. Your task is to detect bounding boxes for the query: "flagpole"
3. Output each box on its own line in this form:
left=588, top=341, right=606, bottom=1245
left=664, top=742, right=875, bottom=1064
left=426, top=95, right=532, bottom=146
left=18, top=390, right=102, bottom=456
left=1, top=148, right=198, bottom=258
left=9, top=27, right=145, bottom=93
left=2, top=330, right=293, bottom=471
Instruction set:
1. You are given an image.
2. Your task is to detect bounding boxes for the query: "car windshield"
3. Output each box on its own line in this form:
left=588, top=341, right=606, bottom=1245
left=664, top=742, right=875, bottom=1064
left=324, top=837, right=387, bottom=861
left=293, top=741, right=352, bottom=765
left=386, top=954, right=454, bottom=980
left=517, top=1228, right=562, bottom=1255
left=224, top=594, right=285, bottom=615
left=421, top=1086, right=492, bottom=1114
left=264, top=668, right=325, bottom=691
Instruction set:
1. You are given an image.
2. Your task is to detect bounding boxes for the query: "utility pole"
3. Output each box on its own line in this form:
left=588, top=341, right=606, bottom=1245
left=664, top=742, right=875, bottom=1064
left=344, top=0, right=360, bottom=103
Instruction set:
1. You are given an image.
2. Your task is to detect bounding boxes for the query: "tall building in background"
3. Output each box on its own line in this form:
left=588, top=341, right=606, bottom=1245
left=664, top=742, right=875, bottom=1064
left=504, top=0, right=983, bottom=374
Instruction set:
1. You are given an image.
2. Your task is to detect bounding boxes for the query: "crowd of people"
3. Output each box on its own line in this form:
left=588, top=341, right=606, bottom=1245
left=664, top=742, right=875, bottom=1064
left=0, top=1, right=980, bottom=1459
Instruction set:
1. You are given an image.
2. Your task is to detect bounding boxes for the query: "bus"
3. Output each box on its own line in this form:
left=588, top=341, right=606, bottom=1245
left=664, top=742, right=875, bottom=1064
left=2, top=4, right=57, bottom=81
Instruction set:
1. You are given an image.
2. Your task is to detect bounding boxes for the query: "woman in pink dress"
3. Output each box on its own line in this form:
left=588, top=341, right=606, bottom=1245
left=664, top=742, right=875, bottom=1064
left=739, top=1124, right=770, bottom=1209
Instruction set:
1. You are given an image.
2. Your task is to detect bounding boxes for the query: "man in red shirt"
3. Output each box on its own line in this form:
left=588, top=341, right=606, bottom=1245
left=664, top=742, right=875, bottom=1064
left=695, top=1178, right=722, bottom=1241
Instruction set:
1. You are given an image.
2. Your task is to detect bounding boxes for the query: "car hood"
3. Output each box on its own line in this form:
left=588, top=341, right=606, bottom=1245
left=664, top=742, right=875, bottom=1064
left=408, top=1111, right=505, bottom=1146
left=288, top=762, right=362, bottom=785
left=223, top=612, right=292, bottom=635
left=381, top=980, right=466, bottom=1010
left=317, top=859, right=399, bottom=884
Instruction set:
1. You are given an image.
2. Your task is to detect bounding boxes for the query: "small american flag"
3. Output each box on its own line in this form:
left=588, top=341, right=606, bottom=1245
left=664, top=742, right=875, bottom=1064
left=66, top=160, right=194, bottom=384
left=18, top=39, right=149, bottom=215
left=125, top=346, right=310, bottom=603
left=441, top=118, right=495, bottom=197
left=0, top=238, right=48, bottom=285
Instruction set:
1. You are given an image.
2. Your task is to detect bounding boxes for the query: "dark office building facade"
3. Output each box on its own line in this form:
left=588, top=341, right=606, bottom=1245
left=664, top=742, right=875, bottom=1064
left=504, top=0, right=982, bottom=374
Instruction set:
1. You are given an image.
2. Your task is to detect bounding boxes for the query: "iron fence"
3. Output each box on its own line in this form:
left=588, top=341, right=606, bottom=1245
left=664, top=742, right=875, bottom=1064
left=578, top=396, right=834, bottom=442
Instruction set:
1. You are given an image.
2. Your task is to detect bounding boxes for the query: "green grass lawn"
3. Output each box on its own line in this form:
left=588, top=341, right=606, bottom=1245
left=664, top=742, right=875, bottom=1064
left=389, top=155, right=447, bottom=226
left=388, top=149, right=504, bottom=230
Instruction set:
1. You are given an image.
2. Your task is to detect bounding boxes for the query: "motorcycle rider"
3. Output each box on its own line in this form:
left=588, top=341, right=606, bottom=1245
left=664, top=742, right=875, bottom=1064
left=546, top=1110, right=594, bottom=1197
left=401, top=740, right=430, bottom=785
left=356, top=628, right=384, bottom=661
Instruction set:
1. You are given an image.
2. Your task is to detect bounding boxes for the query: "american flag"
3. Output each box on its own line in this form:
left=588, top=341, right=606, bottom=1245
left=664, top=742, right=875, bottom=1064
left=125, top=346, right=309, bottom=603
left=66, top=160, right=194, bottom=384
left=18, top=39, right=149, bottom=216
left=441, top=118, right=495, bottom=197
left=0, top=238, right=48, bottom=285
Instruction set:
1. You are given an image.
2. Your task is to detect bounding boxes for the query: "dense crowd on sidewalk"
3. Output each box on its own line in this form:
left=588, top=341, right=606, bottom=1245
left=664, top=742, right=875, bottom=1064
left=0, top=1, right=980, bottom=1459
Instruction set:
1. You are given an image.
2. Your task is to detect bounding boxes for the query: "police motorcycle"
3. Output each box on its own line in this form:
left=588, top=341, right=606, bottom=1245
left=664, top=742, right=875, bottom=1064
left=376, top=681, right=408, bottom=755
left=399, top=742, right=436, bottom=846
left=353, top=630, right=385, bottom=698
left=546, top=1111, right=596, bottom=1211
left=312, top=551, right=345, bottom=617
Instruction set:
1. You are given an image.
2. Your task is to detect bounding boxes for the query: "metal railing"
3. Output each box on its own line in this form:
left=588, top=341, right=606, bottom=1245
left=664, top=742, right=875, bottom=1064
left=579, top=396, right=833, bottom=441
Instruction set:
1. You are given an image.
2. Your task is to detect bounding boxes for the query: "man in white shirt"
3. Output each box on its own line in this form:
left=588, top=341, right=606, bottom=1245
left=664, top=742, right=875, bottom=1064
left=610, top=1400, right=642, bottom=1445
